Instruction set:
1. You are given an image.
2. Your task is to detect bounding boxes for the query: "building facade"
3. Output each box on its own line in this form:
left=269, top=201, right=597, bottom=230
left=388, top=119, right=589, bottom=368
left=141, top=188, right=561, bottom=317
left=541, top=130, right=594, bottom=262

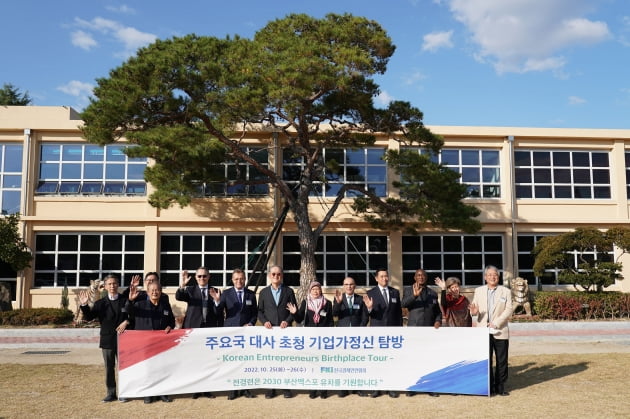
left=1, top=106, right=629, bottom=314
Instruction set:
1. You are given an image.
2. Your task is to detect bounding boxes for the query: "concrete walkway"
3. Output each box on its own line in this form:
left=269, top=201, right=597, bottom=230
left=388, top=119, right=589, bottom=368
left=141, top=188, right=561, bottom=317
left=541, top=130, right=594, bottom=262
left=1, top=321, right=629, bottom=364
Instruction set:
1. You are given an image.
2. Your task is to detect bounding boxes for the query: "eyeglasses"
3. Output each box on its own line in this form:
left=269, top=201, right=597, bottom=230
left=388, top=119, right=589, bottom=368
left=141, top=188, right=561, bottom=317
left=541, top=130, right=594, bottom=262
left=196, top=275, right=208, bottom=278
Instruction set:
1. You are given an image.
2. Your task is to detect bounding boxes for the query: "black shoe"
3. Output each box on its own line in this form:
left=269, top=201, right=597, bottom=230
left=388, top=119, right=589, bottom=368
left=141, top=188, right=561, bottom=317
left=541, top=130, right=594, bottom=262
left=160, top=395, right=172, bottom=403
left=242, top=389, right=256, bottom=398
left=144, top=397, right=153, bottom=404
left=283, top=390, right=294, bottom=399
left=228, top=391, right=238, bottom=400
left=406, top=391, right=415, bottom=397
left=498, top=390, right=510, bottom=396
left=320, top=391, right=328, bottom=399
left=102, top=394, right=116, bottom=403
left=370, top=391, right=380, bottom=398
left=204, top=392, right=215, bottom=399
left=338, top=390, right=349, bottom=398
left=388, top=391, right=399, bottom=398
left=192, top=393, right=201, bottom=399
left=265, top=390, right=276, bottom=399
left=429, top=392, right=440, bottom=397
left=309, top=391, right=317, bottom=399
left=118, top=398, right=129, bottom=403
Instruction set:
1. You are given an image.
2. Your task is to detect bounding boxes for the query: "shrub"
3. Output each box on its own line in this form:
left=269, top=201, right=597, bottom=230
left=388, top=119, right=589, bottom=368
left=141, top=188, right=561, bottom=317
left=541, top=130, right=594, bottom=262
left=0, top=308, right=73, bottom=326
left=533, top=291, right=630, bottom=320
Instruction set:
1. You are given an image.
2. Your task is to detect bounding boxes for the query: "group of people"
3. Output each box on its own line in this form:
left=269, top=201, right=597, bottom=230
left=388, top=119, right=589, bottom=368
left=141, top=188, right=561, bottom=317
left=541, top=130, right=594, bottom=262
left=79, top=264, right=513, bottom=403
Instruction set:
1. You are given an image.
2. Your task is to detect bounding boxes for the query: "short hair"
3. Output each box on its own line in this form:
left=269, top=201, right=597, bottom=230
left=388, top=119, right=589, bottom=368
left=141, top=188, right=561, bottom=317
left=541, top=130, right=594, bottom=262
left=232, top=268, right=245, bottom=276
left=375, top=268, right=388, bottom=276
left=103, top=274, right=119, bottom=284
left=484, top=265, right=500, bottom=276
left=445, top=277, right=461, bottom=289
left=145, top=272, right=160, bottom=281
left=269, top=265, right=283, bottom=273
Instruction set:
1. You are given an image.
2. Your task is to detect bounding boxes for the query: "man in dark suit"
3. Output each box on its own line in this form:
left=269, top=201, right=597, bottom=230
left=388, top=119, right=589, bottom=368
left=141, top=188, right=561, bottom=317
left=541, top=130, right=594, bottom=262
left=402, top=268, right=442, bottom=397
left=215, top=268, right=257, bottom=400
left=332, top=276, right=368, bottom=397
left=332, top=276, right=368, bottom=327
left=78, top=274, right=130, bottom=403
left=364, top=269, right=402, bottom=398
left=257, top=265, right=297, bottom=399
left=402, top=269, right=442, bottom=328
left=176, top=266, right=222, bottom=398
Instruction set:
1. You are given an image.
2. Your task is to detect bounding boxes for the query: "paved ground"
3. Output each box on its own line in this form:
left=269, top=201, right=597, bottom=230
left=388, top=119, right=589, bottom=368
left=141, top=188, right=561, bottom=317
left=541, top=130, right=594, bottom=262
left=1, top=321, right=629, bottom=365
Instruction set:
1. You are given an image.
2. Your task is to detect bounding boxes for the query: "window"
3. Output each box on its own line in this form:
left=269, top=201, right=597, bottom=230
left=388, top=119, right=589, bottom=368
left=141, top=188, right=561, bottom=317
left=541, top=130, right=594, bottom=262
left=515, top=150, right=610, bottom=199
left=282, top=234, right=388, bottom=287
left=36, top=144, right=147, bottom=196
left=516, top=234, right=613, bottom=286
left=283, top=148, right=387, bottom=198
left=33, top=233, right=144, bottom=287
left=402, top=234, right=504, bottom=286
left=159, top=234, right=266, bottom=287
left=625, top=152, right=630, bottom=198
left=0, top=260, right=18, bottom=303
left=0, top=144, right=23, bottom=214
left=412, top=148, right=500, bottom=198
left=201, top=147, right=269, bottom=197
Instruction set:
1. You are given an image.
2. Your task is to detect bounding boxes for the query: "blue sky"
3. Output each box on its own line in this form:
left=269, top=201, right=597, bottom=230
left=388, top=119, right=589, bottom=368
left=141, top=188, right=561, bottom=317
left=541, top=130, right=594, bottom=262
left=1, top=0, right=629, bottom=128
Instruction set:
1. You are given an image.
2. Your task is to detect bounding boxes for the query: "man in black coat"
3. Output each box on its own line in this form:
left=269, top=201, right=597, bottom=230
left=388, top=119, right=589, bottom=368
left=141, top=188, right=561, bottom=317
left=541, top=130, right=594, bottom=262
left=332, top=276, right=368, bottom=327
left=402, top=269, right=442, bottom=328
left=175, top=266, right=222, bottom=398
left=257, top=265, right=297, bottom=399
left=127, top=281, right=175, bottom=404
left=214, top=268, right=257, bottom=400
left=364, top=269, right=402, bottom=398
left=79, top=274, right=130, bottom=403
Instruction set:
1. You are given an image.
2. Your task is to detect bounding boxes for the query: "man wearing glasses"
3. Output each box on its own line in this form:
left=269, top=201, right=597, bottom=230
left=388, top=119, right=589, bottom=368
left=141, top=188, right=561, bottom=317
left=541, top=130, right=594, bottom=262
left=332, top=277, right=368, bottom=327
left=176, top=266, right=223, bottom=399
left=332, top=276, right=368, bottom=398
left=257, top=265, right=297, bottom=399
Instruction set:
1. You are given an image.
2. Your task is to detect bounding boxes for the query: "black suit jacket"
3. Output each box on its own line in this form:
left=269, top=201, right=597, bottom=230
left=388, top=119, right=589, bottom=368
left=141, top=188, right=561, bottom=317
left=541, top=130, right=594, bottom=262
left=367, top=286, right=403, bottom=327
left=257, top=285, right=297, bottom=326
left=218, top=287, right=258, bottom=327
left=332, top=294, right=368, bottom=327
left=294, top=299, right=334, bottom=327
left=80, top=294, right=129, bottom=349
left=402, top=285, right=442, bottom=326
left=128, top=298, right=175, bottom=331
left=175, top=285, right=223, bottom=328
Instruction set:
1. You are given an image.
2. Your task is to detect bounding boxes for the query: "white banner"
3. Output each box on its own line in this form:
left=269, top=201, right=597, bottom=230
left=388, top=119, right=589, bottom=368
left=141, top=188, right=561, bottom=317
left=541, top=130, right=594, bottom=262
left=118, top=327, right=489, bottom=397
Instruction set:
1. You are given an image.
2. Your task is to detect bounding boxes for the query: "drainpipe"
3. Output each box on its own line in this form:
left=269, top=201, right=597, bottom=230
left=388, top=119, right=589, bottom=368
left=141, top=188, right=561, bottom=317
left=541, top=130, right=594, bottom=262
left=507, top=135, right=516, bottom=286
left=19, top=128, right=32, bottom=309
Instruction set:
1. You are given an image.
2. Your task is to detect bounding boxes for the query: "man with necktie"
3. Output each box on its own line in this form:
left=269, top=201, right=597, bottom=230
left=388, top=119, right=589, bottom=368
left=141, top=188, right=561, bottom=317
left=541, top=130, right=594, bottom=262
left=176, top=266, right=223, bottom=398
left=364, top=269, right=402, bottom=398
left=214, top=268, right=258, bottom=400
left=332, top=276, right=368, bottom=397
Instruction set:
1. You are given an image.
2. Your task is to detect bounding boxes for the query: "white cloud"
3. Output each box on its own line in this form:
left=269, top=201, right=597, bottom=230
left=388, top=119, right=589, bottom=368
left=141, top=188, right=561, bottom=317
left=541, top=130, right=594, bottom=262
left=375, top=91, right=394, bottom=107
left=71, top=30, right=97, bottom=51
left=57, top=80, right=94, bottom=97
left=106, top=5, right=136, bottom=14
left=568, top=95, right=586, bottom=105
left=72, top=16, right=156, bottom=56
left=422, top=30, right=454, bottom=52
left=403, top=71, right=427, bottom=85
left=447, top=0, right=611, bottom=74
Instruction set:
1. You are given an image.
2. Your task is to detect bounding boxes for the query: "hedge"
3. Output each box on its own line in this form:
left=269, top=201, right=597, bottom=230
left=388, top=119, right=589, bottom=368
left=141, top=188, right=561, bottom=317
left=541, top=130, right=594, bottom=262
left=0, top=308, right=74, bottom=326
left=533, top=291, right=630, bottom=320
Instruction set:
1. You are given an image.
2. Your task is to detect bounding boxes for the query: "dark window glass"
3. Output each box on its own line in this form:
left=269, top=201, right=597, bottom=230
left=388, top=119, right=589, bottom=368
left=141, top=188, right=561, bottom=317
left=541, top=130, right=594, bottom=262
left=514, top=151, right=530, bottom=166
left=36, top=235, right=56, bottom=251
left=125, top=235, right=144, bottom=251
left=532, top=151, right=551, bottom=166
left=161, top=236, right=180, bottom=252
left=553, top=152, right=570, bottom=166
left=80, top=254, right=100, bottom=270
left=443, top=236, right=461, bottom=252
left=572, top=152, right=589, bottom=167
left=102, top=254, right=121, bottom=270
left=514, top=168, right=531, bottom=183
left=182, top=236, right=202, bottom=252
left=204, top=236, right=224, bottom=252
left=103, top=236, right=122, bottom=251
left=58, top=235, right=78, bottom=251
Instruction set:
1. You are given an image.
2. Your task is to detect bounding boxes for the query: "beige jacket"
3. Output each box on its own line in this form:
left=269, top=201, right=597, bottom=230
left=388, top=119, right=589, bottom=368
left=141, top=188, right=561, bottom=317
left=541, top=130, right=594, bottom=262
left=472, top=285, right=513, bottom=340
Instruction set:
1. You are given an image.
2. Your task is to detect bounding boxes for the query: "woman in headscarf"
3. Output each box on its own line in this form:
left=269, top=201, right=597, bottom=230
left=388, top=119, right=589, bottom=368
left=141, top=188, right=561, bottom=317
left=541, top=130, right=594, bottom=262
left=287, top=281, right=333, bottom=398
left=434, top=276, right=472, bottom=327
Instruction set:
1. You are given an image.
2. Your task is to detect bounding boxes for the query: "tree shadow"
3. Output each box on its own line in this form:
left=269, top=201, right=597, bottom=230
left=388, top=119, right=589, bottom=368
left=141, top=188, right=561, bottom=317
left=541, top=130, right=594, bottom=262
left=508, top=361, right=589, bottom=391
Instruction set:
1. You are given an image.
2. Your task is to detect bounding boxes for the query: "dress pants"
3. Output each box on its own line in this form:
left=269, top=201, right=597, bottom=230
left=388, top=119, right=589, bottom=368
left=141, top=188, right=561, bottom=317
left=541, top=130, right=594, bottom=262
left=489, top=335, right=509, bottom=392
left=102, top=348, right=118, bottom=396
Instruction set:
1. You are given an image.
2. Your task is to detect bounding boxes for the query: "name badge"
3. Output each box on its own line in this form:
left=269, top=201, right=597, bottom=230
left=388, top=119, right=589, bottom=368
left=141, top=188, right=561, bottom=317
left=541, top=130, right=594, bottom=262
left=163, top=310, right=169, bottom=316
left=245, top=300, right=253, bottom=305
left=500, top=297, right=507, bottom=302
left=391, top=298, right=397, bottom=303
left=352, top=304, right=360, bottom=310
left=320, top=311, right=327, bottom=316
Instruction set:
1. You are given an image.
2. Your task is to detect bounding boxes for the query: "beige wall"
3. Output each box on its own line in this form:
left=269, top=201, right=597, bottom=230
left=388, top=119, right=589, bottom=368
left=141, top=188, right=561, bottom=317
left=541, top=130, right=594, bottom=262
left=2, top=106, right=630, bottom=309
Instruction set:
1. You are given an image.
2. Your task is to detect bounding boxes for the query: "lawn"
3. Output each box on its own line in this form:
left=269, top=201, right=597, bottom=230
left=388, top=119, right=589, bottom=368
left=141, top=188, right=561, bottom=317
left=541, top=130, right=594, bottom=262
left=1, top=353, right=628, bottom=418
